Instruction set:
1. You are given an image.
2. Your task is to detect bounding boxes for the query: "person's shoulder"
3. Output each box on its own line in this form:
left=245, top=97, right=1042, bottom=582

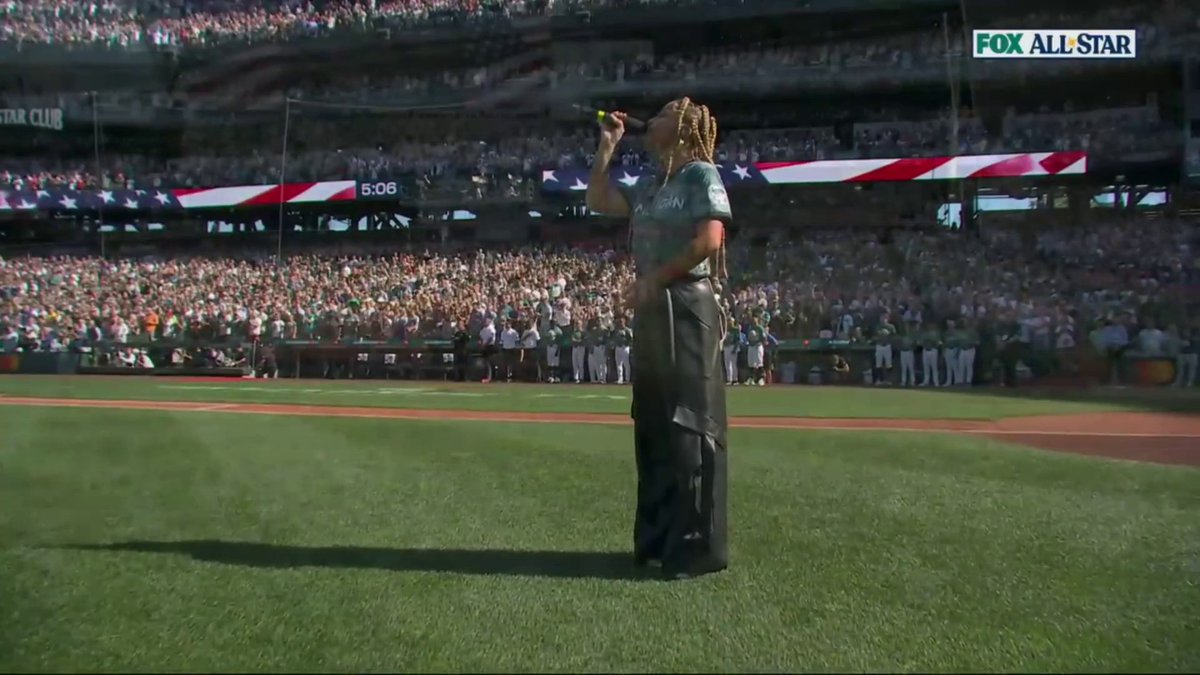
left=681, top=161, right=722, bottom=182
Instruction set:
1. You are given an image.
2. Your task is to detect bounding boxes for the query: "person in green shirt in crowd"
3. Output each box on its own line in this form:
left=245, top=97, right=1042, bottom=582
left=543, top=323, right=563, bottom=383
left=896, top=320, right=917, bottom=387
left=872, top=316, right=896, bottom=385
left=920, top=321, right=942, bottom=387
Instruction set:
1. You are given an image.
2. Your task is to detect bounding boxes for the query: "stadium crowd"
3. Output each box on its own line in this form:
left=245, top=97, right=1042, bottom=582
left=0, top=0, right=550, bottom=48
left=2, top=0, right=1195, bottom=50
left=2, top=0, right=1193, bottom=192
left=0, top=101, right=1176, bottom=192
left=2, top=217, right=1197, bottom=384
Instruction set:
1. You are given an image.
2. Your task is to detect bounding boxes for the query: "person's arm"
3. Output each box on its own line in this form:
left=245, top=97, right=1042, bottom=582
left=584, top=114, right=631, bottom=217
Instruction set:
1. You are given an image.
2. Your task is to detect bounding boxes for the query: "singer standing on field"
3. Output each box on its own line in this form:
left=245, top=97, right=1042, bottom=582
left=585, top=98, right=731, bottom=580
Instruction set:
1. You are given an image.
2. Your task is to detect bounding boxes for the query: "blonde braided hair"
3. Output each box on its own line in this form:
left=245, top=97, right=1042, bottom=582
left=660, top=97, right=727, bottom=285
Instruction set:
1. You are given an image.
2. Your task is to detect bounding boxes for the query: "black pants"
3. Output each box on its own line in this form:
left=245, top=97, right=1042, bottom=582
left=631, top=278, right=728, bottom=579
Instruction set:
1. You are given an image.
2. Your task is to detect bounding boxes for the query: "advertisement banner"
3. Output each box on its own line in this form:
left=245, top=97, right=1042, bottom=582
left=0, top=107, right=65, bottom=131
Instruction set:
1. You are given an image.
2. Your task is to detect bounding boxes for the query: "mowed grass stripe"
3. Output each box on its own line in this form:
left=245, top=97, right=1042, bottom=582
left=2, top=408, right=1199, bottom=671
left=5, top=374, right=1198, bottom=419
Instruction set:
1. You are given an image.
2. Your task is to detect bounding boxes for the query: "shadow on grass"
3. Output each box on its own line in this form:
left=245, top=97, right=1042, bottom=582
left=56, top=540, right=654, bottom=581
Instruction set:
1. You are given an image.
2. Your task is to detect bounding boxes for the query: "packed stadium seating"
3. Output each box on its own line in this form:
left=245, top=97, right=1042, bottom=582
left=3, top=219, right=1195, bottom=350
left=1, top=0, right=1198, bottom=386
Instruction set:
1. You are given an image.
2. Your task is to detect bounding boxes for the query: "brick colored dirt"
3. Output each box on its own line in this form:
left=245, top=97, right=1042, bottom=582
left=0, top=396, right=1196, bottom=467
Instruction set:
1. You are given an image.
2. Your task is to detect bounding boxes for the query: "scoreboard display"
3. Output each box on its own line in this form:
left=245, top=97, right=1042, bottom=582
left=356, top=180, right=407, bottom=200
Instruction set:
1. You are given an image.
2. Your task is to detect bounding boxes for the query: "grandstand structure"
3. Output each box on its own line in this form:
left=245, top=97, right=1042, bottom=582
left=1, top=0, right=1198, bottom=386
left=0, top=0, right=1195, bottom=247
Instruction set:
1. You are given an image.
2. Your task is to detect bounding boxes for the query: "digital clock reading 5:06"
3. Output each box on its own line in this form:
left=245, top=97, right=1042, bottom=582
left=358, top=181, right=401, bottom=197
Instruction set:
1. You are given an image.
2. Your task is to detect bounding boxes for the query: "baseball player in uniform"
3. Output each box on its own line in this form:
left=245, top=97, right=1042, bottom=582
left=543, top=323, right=563, bottom=383
left=611, top=318, right=633, bottom=384
left=897, top=321, right=917, bottom=387
left=956, top=319, right=978, bottom=386
left=722, top=319, right=743, bottom=385
left=873, top=317, right=896, bottom=385
left=587, top=322, right=608, bottom=384
left=745, top=326, right=766, bottom=386
left=570, top=321, right=587, bottom=383
left=942, top=319, right=960, bottom=387
left=1176, top=323, right=1198, bottom=387
left=920, top=322, right=941, bottom=387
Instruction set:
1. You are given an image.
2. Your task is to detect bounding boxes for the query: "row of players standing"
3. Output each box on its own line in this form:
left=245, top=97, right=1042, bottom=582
left=444, top=311, right=1199, bottom=387
left=451, top=317, right=634, bottom=384
left=447, top=314, right=781, bottom=385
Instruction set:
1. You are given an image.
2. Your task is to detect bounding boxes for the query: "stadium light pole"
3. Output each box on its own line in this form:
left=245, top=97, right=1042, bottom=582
left=942, top=13, right=960, bottom=157
left=92, top=91, right=106, bottom=258
left=277, top=97, right=292, bottom=263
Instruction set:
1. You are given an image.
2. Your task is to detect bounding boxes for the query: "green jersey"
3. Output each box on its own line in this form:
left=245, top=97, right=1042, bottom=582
left=610, top=328, right=633, bottom=348
left=570, top=329, right=585, bottom=347
left=921, top=330, right=941, bottom=349
left=619, top=161, right=732, bottom=278
left=874, top=322, right=896, bottom=346
left=543, top=326, right=562, bottom=348
left=896, top=332, right=915, bottom=351
left=587, top=329, right=607, bottom=348
left=960, top=329, right=979, bottom=349
left=1182, top=329, right=1198, bottom=355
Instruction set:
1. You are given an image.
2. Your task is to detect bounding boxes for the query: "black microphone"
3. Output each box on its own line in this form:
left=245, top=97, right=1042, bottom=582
left=571, top=104, right=646, bottom=130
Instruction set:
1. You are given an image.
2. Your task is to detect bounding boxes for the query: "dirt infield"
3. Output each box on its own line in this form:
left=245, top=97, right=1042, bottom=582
left=1, top=396, right=1196, bottom=467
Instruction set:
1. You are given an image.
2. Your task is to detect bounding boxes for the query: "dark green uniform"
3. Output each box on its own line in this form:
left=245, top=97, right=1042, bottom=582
left=920, top=329, right=942, bottom=386
left=543, top=325, right=563, bottom=381
left=570, top=327, right=586, bottom=382
left=587, top=327, right=608, bottom=383
left=618, top=159, right=731, bottom=580
left=874, top=322, right=896, bottom=345
left=996, top=320, right=1022, bottom=386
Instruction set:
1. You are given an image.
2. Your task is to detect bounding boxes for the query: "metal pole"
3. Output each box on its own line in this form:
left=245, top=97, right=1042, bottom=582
left=92, top=91, right=106, bottom=258
left=277, top=97, right=291, bottom=262
left=942, top=13, right=960, bottom=156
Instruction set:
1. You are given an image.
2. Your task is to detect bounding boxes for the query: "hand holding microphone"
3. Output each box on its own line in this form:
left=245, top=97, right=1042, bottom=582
left=573, top=105, right=645, bottom=149
left=597, top=110, right=627, bottom=149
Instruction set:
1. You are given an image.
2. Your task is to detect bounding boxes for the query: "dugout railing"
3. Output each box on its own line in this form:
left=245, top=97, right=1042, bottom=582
left=0, top=338, right=1190, bottom=388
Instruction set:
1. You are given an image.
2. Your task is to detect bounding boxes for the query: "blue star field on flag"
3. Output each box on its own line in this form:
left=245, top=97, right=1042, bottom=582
left=539, top=163, right=767, bottom=194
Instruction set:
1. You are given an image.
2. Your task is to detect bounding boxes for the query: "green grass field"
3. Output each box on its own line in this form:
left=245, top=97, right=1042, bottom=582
left=2, top=374, right=1199, bottom=418
left=1, top=377, right=1199, bottom=672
